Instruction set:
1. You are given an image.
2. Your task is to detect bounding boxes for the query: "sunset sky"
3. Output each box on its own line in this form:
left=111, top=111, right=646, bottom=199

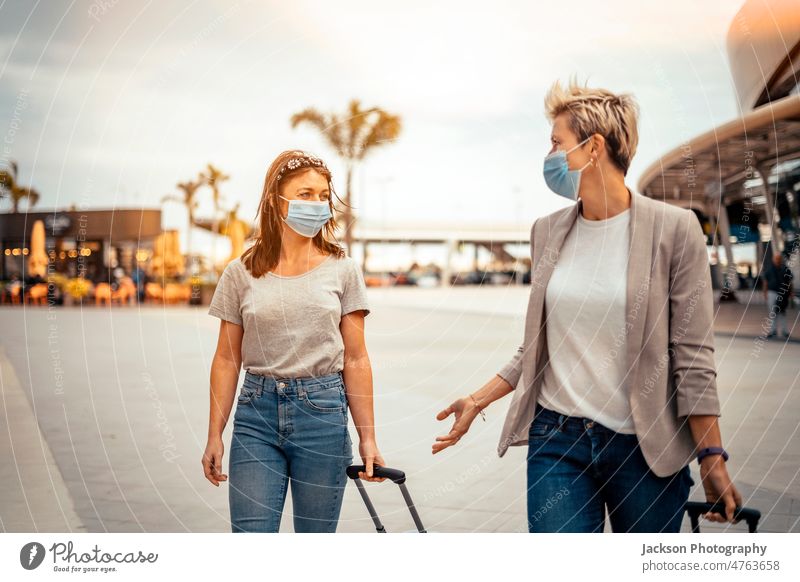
left=1, top=0, right=746, bottom=260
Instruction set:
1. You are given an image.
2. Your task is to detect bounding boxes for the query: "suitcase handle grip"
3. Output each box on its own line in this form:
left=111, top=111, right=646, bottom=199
left=346, top=464, right=406, bottom=484
left=684, top=501, right=761, bottom=532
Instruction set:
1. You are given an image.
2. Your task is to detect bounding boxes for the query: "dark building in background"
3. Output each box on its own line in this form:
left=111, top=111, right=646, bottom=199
left=0, top=208, right=162, bottom=281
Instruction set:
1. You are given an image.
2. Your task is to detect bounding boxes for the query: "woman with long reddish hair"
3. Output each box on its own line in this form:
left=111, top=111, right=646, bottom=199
left=202, top=149, right=386, bottom=533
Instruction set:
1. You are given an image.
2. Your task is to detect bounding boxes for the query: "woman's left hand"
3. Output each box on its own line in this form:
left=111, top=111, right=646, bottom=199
left=358, top=438, right=387, bottom=482
left=699, top=456, right=743, bottom=524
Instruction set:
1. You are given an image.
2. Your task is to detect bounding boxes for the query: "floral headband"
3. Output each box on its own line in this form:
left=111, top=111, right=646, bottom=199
left=275, top=153, right=329, bottom=181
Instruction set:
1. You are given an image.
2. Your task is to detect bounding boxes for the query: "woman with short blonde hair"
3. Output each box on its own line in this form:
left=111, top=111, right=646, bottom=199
left=543, top=79, right=640, bottom=176
left=435, top=79, right=742, bottom=533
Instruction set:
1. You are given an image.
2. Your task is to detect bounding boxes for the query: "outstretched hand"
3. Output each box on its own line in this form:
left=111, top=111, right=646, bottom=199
left=433, top=396, right=479, bottom=454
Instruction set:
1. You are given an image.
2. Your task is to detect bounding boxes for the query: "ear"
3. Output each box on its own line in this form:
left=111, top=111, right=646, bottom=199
left=589, top=134, right=605, bottom=163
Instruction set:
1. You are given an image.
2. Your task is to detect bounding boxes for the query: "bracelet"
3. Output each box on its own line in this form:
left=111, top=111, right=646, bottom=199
left=469, top=394, right=486, bottom=422
left=696, top=446, right=729, bottom=464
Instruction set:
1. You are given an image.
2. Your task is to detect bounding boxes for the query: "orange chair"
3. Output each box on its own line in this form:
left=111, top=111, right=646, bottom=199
left=145, top=282, right=163, bottom=303
left=94, top=282, right=112, bottom=306
left=112, top=277, right=137, bottom=305
left=27, top=283, right=49, bottom=306
left=8, top=284, right=22, bottom=305
left=164, top=283, right=191, bottom=304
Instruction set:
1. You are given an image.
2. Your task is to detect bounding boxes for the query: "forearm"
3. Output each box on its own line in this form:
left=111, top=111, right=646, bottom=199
left=470, top=374, right=515, bottom=410
left=687, top=414, right=724, bottom=452
left=208, top=355, right=240, bottom=439
left=343, top=353, right=376, bottom=442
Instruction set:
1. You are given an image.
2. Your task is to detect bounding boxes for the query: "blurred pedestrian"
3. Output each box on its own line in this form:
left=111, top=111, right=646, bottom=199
left=762, top=252, right=794, bottom=338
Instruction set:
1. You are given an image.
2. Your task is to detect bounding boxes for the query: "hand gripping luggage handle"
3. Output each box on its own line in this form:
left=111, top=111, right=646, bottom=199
left=346, top=464, right=426, bottom=532
left=346, top=464, right=406, bottom=484
left=684, top=501, right=761, bottom=533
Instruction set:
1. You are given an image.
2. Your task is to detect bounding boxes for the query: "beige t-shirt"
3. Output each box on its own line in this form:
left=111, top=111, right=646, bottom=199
left=207, top=254, right=370, bottom=378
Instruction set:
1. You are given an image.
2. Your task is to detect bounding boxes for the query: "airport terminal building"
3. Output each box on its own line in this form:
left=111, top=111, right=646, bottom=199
left=638, top=0, right=800, bottom=294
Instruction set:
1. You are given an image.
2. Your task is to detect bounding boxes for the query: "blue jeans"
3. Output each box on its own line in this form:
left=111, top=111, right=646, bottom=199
left=229, top=371, right=353, bottom=532
left=526, top=403, right=693, bottom=533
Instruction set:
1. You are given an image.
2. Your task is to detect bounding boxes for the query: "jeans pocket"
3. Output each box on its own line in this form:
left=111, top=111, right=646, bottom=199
left=237, top=383, right=257, bottom=405
left=302, top=383, right=345, bottom=413
left=529, top=419, right=558, bottom=439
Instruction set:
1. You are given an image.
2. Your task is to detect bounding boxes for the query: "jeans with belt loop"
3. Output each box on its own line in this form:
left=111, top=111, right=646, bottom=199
left=526, top=402, right=694, bottom=533
left=228, top=370, right=353, bottom=532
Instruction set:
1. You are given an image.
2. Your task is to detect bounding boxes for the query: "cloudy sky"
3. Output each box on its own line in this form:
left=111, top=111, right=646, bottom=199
left=1, top=0, right=746, bottom=242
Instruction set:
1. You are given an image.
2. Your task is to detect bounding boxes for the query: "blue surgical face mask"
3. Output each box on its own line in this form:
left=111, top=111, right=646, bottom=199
left=543, top=136, right=593, bottom=200
left=279, top=195, right=332, bottom=238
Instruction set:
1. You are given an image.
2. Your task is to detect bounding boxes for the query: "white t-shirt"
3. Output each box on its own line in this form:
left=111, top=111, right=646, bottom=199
left=537, top=207, right=636, bottom=433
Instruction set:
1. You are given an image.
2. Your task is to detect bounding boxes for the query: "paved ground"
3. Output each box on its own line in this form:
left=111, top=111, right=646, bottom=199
left=1, top=286, right=798, bottom=533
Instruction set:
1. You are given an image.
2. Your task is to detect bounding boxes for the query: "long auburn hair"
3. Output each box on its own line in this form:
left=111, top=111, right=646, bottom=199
left=241, top=150, right=345, bottom=278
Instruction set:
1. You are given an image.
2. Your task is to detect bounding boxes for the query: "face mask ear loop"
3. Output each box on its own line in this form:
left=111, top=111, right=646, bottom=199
left=569, top=136, right=594, bottom=172
left=277, top=195, right=289, bottom=221
left=565, top=135, right=592, bottom=153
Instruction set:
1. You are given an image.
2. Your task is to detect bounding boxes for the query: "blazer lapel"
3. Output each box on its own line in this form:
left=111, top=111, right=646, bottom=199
left=519, top=201, right=581, bottom=383
left=530, top=200, right=581, bottom=301
left=624, top=191, right=654, bottom=401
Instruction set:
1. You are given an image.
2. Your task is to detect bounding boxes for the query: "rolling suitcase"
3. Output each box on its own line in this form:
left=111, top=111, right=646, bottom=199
left=346, top=465, right=427, bottom=532
left=684, top=501, right=761, bottom=532
left=347, top=467, right=762, bottom=533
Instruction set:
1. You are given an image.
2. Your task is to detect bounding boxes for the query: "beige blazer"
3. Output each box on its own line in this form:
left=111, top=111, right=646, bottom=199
left=496, top=190, right=721, bottom=478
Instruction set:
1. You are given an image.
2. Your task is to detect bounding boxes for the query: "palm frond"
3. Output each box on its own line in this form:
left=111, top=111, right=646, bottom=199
left=358, top=111, right=402, bottom=160
left=26, top=188, right=40, bottom=207
left=292, top=108, right=347, bottom=157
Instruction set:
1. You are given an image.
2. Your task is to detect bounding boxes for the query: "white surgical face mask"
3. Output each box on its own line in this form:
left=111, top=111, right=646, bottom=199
left=278, top=195, right=332, bottom=237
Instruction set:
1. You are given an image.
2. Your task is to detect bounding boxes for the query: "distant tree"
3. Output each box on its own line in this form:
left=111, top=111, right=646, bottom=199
left=0, top=161, right=40, bottom=213
left=199, top=163, right=230, bottom=267
left=162, top=178, right=203, bottom=268
left=291, top=99, right=401, bottom=253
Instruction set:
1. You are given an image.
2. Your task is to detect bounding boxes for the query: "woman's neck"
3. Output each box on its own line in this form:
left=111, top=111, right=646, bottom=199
left=578, top=166, right=631, bottom=221
left=278, top=228, right=322, bottom=263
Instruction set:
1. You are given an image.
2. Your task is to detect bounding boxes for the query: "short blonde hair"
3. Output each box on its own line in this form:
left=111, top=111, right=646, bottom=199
left=545, top=78, right=640, bottom=175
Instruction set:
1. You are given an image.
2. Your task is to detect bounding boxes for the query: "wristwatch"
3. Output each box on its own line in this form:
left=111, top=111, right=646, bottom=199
left=696, top=446, right=729, bottom=464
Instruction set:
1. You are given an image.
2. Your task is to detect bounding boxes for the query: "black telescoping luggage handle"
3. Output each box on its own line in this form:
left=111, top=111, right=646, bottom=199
left=346, top=470, right=760, bottom=533
left=684, top=501, right=761, bottom=533
left=346, top=464, right=406, bottom=484
left=346, top=464, right=426, bottom=533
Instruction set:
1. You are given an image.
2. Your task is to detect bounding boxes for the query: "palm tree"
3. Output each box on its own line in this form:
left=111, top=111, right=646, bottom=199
left=0, top=161, right=40, bottom=213
left=223, top=201, right=245, bottom=233
left=199, top=163, right=230, bottom=269
left=162, top=178, right=202, bottom=272
left=291, top=99, right=401, bottom=253
left=225, top=201, right=240, bottom=226
left=221, top=201, right=253, bottom=262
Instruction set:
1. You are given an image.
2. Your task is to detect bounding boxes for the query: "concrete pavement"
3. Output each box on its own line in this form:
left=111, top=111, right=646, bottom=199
left=1, top=287, right=798, bottom=532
